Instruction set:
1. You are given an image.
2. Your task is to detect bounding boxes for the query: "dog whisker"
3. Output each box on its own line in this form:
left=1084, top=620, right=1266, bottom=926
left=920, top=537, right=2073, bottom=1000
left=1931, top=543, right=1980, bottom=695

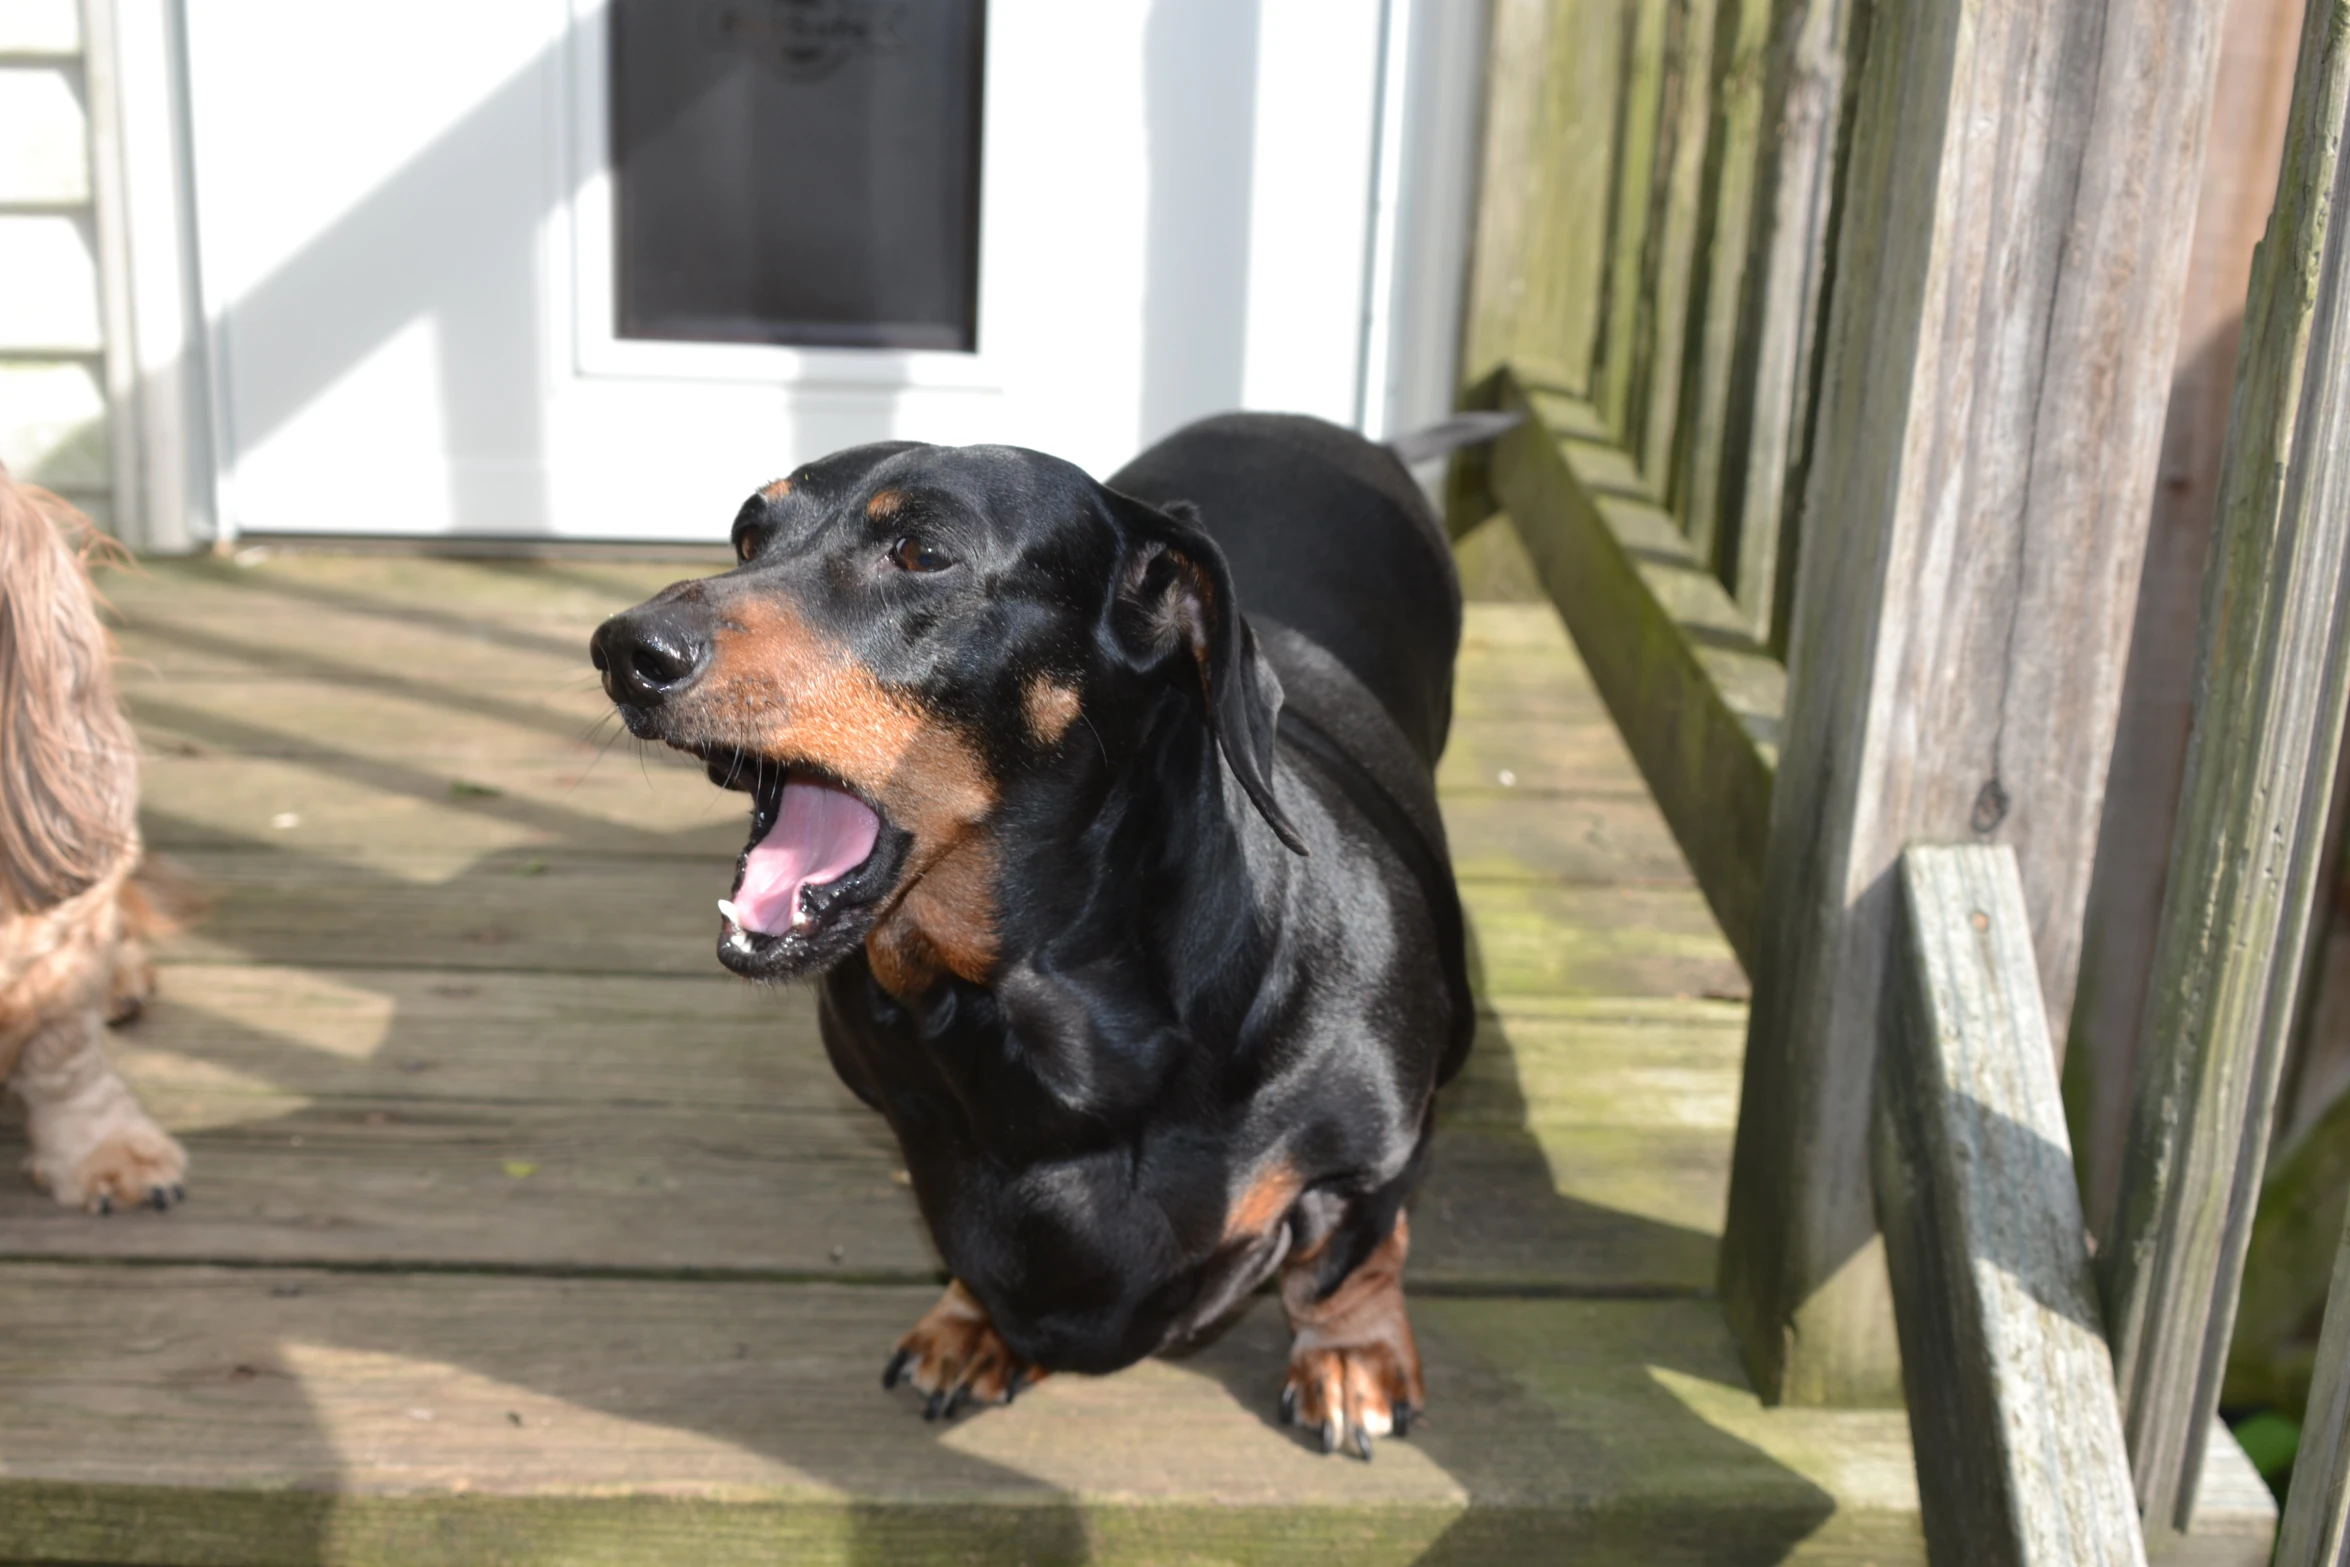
left=563, top=714, right=631, bottom=796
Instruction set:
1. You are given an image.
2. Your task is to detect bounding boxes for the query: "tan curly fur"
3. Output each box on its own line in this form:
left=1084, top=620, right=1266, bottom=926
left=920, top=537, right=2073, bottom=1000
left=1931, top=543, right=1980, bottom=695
left=0, top=468, right=186, bottom=1211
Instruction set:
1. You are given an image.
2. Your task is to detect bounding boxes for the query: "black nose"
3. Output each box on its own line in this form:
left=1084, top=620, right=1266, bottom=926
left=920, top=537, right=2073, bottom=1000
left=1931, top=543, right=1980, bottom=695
left=591, top=608, right=710, bottom=708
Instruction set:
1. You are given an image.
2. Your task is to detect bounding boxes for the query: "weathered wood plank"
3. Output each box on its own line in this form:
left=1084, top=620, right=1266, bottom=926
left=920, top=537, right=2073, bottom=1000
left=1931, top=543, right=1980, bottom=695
left=1712, top=0, right=1856, bottom=648
left=139, top=754, right=1697, bottom=889
left=0, top=1265, right=2282, bottom=1566
left=0, top=1267, right=1929, bottom=1566
left=1488, top=378, right=1783, bottom=971
left=1670, top=0, right=1774, bottom=569
left=2273, top=1206, right=2350, bottom=1565
left=0, top=1090, right=1728, bottom=1293
left=1875, top=845, right=2153, bottom=1566
left=1597, top=0, right=1677, bottom=440
left=1440, top=721, right=1666, bottom=800
left=2065, top=0, right=2313, bottom=1243
left=1456, top=0, right=1626, bottom=400
left=93, top=969, right=1743, bottom=1121
left=2102, top=0, right=2350, bottom=1530
left=0, top=1097, right=935, bottom=1277
left=141, top=848, right=1744, bottom=1002
left=1719, top=0, right=2226, bottom=1406
left=105, top=553, right=700, bottom=616
left=0, top=969, right=1740, bottom=1291
left=1624, top=0, right=1720, bottom=491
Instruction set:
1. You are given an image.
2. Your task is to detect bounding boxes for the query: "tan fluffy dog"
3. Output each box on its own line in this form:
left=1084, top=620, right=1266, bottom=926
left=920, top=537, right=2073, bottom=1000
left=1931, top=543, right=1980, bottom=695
left=0, top=467, right=186, bottom=1212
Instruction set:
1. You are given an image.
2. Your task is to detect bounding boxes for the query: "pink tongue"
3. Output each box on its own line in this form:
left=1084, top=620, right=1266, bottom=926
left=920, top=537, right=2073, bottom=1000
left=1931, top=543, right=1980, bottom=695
left=731, top=777, right=882, bottom=936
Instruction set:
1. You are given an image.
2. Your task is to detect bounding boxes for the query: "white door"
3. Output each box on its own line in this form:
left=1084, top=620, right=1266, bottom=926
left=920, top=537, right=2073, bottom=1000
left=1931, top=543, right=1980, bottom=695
left=177, top=0, right=1475, bottom=544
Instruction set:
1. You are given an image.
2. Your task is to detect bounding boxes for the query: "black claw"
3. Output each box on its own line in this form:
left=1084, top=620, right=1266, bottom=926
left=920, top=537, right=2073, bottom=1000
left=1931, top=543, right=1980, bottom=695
left=95, top=1195, right=112, bottom=1216
left=1278, top=1385, right=1298, bottom=1426
left=171, top=1184, right=186, bottom=1202
left=149, top=1186, right=170, bottom=1211
left=1320, top=1418, right=1339, bottom=1455
left=1394, top=1402, right=1416, bottom=1437
left=882, top=1348, right=913, bottom=1390
left=923, top=1389, right=946, bottom=1422
left=1353, top=1423, right=1374, bottom=1462
left=1005, top=1369, right=1027, bottom=1404
left=944, top=1383, right=971, bottom=1420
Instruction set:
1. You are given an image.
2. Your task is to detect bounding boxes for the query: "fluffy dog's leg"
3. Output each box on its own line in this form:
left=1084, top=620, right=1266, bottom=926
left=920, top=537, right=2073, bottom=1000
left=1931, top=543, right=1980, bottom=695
left=103, top=864, right=187, bottom=1025
left=9, top=1005, right=185, bottom=1212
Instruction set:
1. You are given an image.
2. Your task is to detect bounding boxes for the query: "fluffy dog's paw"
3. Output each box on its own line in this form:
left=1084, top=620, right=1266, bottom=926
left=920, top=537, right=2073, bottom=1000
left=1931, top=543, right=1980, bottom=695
left=1279, top=1338, right=1423, bottom=1461
left=26, top=1117, right=187, bottom=1215
left=104, top=947, right=157, bottom=1025
left=881, top=1280, right=1046, bottom=1420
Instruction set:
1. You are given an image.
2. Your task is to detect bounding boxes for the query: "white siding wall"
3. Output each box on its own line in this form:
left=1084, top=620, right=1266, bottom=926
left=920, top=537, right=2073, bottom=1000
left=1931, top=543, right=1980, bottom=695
left=0, top=0, right=113, bottom=527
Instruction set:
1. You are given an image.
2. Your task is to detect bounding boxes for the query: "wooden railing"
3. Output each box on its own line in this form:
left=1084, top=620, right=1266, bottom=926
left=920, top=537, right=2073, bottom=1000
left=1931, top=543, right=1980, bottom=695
left=1453, top=0, right=2350, bottom=1555
left=1877, top=844, right=2145, bottom=1564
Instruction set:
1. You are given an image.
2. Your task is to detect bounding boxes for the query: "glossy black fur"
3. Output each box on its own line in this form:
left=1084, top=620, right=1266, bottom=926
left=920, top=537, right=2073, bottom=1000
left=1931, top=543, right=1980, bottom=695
left=594, top=412, right=1472, bottom=1376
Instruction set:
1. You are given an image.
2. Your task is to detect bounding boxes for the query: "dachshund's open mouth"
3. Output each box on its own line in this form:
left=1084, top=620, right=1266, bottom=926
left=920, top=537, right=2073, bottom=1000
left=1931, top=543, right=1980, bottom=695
left=695, top=748, right=912, bottom=980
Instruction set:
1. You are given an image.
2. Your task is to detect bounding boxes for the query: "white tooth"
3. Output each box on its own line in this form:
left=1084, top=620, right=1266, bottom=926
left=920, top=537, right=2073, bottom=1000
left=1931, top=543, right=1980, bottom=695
left=717, top=899, right=746, bottom=927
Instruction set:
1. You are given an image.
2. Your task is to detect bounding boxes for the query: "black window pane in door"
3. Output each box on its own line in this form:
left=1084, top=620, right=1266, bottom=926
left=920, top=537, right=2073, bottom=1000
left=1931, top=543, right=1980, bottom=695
left=612, top=1, right=985, bottom=351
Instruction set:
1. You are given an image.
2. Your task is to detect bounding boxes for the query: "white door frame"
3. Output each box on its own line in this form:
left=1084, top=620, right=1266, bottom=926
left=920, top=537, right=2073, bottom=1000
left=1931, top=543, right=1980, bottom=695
left=80, top=0, right=217, bottom=553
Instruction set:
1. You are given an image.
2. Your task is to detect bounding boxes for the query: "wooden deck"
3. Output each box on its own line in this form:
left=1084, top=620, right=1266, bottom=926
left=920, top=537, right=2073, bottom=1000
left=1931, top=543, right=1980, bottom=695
left=0, top=555, right=2269, bottom=1563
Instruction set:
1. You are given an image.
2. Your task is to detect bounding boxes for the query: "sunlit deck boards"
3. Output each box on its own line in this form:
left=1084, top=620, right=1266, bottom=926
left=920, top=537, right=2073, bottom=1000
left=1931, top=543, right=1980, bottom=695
left=0, top=556, right=2261, bottom=1562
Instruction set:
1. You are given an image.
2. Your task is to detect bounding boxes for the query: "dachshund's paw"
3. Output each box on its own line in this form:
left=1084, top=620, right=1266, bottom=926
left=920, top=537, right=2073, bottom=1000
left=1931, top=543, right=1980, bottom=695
left=1280, top=1337, right=1422, bottom=1461
left=27, top=1116, right=187, bottom=1215
left=882, top=1281, right=1046, bottom=1420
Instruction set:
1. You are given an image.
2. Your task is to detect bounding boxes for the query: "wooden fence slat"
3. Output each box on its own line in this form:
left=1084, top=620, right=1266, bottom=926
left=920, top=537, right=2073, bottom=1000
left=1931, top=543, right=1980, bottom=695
left=2100, top=0, right=2350, bottom=1532
left=1710, top=0, right=1855, bottom=648
left=1451, top=0, right=1637, bottom=538
left=1596, top=0, right=1676, bottom=441
left=1462, top=0, right=1634, bottom=403
left=2274, top=1206, right=2350, bottom=1564
left=1718, top=0, right=2225, bottom=1406
left=1670, top=0, right=1772, bottom=571
left=1876, top=844, right=2145, bottom=1567
left=1625, top=0, right=1720, bottom=492
left=2065, top=0, right=2314, bottom=1250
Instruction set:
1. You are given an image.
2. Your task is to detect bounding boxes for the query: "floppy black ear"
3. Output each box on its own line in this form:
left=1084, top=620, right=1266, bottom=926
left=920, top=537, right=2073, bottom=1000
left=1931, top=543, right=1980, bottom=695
left=1103, top=491, right=1307, bottom=855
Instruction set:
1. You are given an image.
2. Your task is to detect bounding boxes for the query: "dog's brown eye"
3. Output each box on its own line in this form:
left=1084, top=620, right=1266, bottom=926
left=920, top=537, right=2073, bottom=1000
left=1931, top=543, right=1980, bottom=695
left=889, top=536, right=953, bottom=573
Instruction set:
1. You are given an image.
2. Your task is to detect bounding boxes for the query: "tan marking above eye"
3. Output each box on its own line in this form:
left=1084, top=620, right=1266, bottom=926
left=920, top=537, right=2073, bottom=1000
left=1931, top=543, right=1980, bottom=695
left=1022, top=676, right=1081, bottom=746
left=759, top=477, right=792, bottom=501
left=866, top=488, right=904, bottom=519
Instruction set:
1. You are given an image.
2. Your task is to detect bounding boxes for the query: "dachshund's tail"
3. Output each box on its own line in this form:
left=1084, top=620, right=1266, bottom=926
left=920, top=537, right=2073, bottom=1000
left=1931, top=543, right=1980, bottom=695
left=1382, top=410, right=1525, bottom=467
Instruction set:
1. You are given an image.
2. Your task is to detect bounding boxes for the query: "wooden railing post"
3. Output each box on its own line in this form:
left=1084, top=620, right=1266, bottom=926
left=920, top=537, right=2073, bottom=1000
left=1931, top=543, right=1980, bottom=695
left=1717, top=0, right=2225, bottom=1405
left=2100, top=0, right=2350, bottom=1534
left=1876, top=844, right=2145, bottom=1566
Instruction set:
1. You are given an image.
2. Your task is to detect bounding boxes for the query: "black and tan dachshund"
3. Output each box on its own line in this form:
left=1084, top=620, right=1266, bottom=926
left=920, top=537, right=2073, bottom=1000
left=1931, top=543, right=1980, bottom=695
left=591, top=413, right=1475, bottom=1458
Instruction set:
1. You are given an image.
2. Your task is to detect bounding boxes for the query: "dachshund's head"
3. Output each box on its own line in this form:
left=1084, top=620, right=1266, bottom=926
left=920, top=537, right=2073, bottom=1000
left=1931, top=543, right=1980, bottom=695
left=590, top=441, right=1300, bottom=994
left=0, top=470, right=138, bottom=917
